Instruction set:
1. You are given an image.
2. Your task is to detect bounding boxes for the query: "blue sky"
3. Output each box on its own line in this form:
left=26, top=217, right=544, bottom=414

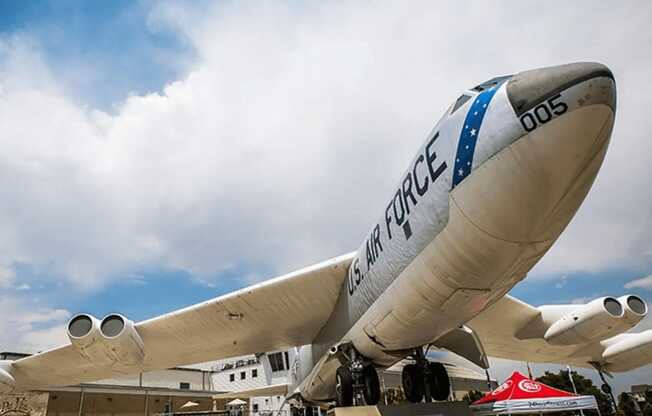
left=0, top=0, right=195, bottom=109
left=1, top=0, right=652, bottom=394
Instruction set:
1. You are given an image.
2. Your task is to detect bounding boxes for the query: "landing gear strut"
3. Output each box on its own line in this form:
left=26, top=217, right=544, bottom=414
left=335, top=348, right=380, bottom=407
left=591, top=362, right=616, bottom=415
left=402, top=347, right=450, bottom=403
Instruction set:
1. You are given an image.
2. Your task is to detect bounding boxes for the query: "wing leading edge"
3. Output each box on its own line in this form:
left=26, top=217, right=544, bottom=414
left=467, top=294, right=652, bottom=372
left=7, top=252, right=355, bottom=391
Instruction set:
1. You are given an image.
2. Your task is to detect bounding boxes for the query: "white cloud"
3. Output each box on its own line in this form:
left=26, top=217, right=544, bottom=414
left=625, top=275, right=652, bottom=290
left=0, top=1, right=652, bottom=355
left=0, top=1, right=649, bottom=292
left=0, top=295, right=71, bottom=353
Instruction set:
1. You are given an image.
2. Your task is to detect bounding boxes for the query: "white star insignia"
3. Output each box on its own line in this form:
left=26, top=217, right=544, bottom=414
left=467, top=161, right=471, bottom=166
left=458, top=168, right=464, bottom=176
left=483, top=103, right=487, bottom=108
left=465, top=125, right=469, bottom=129
left=474, top=111, right=478, bottom=116
left=470, top=128, right=477, bottom=136
left=465, top=145, right=469, bottom=149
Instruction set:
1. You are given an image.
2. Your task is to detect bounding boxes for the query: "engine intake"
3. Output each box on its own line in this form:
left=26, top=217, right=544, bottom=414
left=67, top=313, right=145, bottom=365
left=544, top=297, right=624, bottom=345
left=618, top=294, right=648, bottom=325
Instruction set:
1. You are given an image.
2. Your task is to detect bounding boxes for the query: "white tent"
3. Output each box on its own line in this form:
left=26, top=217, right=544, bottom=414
left=471, top=395, right=600, bottom=416
left=471, top=372, right=601, bottom=416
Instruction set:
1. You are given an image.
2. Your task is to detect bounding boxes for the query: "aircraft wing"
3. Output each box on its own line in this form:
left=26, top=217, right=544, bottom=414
left=466, top=295, right=591, bottom=367
left=6, top=253, right=355, bottom=391
left=467, top=294, right=652, bottom=372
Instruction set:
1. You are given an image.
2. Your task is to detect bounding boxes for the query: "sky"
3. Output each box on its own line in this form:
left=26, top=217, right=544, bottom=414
left=0, top=0, right=652, bottom=395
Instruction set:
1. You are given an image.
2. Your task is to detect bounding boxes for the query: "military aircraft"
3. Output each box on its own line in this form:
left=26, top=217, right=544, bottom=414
left=2, top=62, right=647, bottom=410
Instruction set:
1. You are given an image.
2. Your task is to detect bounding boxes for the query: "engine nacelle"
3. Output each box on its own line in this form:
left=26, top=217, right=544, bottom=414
left=99, top=314, right=145, bottom=365
left=67, top=313, right=145, bottom=365
left=618, top=294, right=648, bottom=326
left=603, top=330, right=652, bottom=371
left=0, top=363, right=15, bottom=393
left=67, top=314, right=112, bottom=364
left=544, top=297, right=624, bottom=345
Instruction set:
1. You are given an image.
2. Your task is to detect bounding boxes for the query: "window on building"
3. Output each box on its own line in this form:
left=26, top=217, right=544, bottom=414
left=265, top=399, right=269, bottom=405
left=252, top=369, right=258, bottom=378
left=268, top=352, right=286, bottom=372
left=240, top=371, right=246, bottom=380
left=229, top=374, right=235, bottom=382
left=179, top=382, right=190, bottom=390
left=284, top=352, right=290, bottom=369
left=253, top=404, right=259, bottom=413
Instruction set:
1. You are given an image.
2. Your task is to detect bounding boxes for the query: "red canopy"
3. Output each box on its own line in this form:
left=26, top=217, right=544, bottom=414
left=471, top=372, right=599, bottom=415
left=474, top=372, right=575, bottom=404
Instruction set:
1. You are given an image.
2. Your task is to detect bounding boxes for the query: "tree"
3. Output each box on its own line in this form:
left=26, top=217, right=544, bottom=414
left=618, top=392, right=642, bottom=416
left=536, top=370, right=612, bottom=416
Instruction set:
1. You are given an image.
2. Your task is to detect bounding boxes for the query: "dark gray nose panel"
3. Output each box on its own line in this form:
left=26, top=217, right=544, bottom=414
left=507, top=62, right=615, bottom=116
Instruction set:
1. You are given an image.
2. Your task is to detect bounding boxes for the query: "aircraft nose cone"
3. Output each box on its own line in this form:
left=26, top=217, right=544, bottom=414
left=507, top=62, right=616, bottom=116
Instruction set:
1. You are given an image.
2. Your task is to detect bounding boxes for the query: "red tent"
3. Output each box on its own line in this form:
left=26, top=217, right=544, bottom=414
left=470, top=372, right=599, bottom=415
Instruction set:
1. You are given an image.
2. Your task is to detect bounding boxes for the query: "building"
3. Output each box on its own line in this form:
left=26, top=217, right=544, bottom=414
left=210, top=350, right=497, bottom=414
left=0, top=349, right=497, bottom=415
left=210, top=351, right=293, bottom=416
left=0, top=351, right=224, bottom=416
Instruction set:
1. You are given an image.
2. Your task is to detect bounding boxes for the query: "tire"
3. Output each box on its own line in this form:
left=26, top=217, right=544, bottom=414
left=362, top=365, right=381, bottom=405
left=402, top=364, right=424, bottom=403
left=304, top=407, right=316, bottom=416
left=427, top=362, right=450, bottom=401
left=336, top=366, right=354, bottom=407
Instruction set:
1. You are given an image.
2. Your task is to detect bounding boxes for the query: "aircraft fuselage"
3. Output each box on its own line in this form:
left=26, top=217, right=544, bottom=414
left=300, top=63, right=616, bottom=402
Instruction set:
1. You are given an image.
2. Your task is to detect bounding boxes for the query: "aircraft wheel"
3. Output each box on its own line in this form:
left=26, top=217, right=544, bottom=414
left=362, top=365, right=381, bottom=405
left=427, top=362, right=450, bottom=401
left=336, top=366, right=354, bottom=407
left=304, top=407, right=316, bottom=416
left=402, top=364, right=424, bottom=403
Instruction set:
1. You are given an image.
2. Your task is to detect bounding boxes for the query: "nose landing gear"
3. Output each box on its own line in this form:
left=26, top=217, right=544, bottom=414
left=402, top=347, right=450, bottom=403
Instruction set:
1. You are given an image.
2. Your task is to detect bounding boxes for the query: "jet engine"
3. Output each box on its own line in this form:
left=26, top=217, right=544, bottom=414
left=67, top=313, right=145, bottom=365
left=99, top=314, right=145, bottom=364
left=603, top=330, right=652, bottom=371
left=544, top=297, right=625, bottom=345
left=67, top=313, right=110, bottom=363
left=618, top=294, right=648, bottom=326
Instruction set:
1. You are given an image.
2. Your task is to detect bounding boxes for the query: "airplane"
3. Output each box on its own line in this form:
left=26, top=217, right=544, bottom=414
left=1, top=62, right=649, bottom=411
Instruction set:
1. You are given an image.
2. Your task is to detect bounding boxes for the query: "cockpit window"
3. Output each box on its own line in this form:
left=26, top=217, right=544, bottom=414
left=472, top=75, right=512, bottom=92
left=450, top=94, right=471, bottom=114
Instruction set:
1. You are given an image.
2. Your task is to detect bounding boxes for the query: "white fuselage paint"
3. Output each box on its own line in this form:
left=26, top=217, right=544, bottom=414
left=296, top=74, right=615, bottom=402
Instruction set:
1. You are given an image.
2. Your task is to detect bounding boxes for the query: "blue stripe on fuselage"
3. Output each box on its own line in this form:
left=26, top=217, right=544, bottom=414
left=451, top=82, right=506, bottom=189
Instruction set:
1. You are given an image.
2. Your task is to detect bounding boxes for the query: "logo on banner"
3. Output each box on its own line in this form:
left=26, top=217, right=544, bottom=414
left=519, top=380, right=542, bottom=393
left=492, top=380, right=513, bottom=395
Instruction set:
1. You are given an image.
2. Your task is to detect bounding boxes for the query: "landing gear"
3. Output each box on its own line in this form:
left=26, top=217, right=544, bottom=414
left=591, top=362, right=616, bottom=415
left=336, top=366, right=354, bottom=407
left=401, top=347, right=450, bottom=403
left=362, top=364, right=381, bottom=405
left=335, top=347, right=381, bottom=407
left=402, top=364, right=424, bottom=403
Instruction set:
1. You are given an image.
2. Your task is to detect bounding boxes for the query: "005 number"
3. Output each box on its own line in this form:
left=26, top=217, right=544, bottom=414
left=519, top=94, right=568, bottom=132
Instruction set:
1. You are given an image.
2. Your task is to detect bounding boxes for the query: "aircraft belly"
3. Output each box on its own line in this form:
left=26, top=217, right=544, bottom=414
left=355, top=103, right=614, bottom=356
